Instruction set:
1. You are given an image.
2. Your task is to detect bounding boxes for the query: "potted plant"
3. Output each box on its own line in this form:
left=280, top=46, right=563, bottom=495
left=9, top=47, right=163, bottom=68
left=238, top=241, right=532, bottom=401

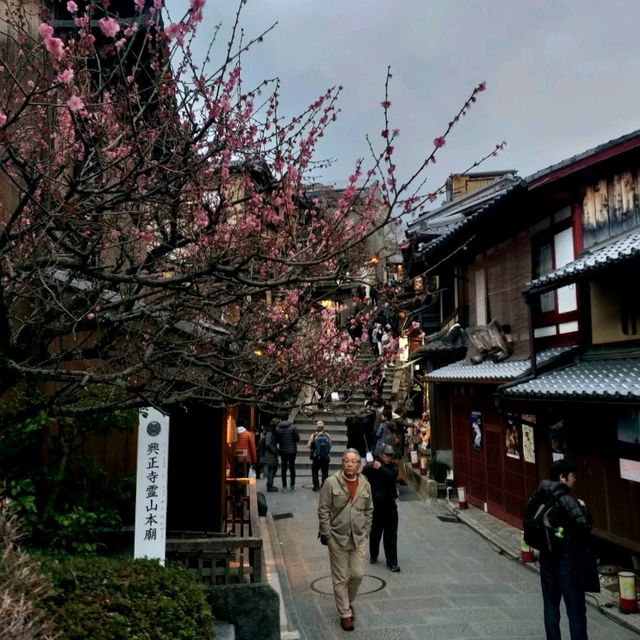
left=427, top=458, right=451, bottom=483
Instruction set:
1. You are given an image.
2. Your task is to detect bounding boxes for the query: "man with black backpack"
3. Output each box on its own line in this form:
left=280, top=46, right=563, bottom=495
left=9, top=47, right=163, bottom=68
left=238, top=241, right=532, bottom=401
left=308, top=421, right=332, bottom=492
left=524, top=459, right=593, bottom=640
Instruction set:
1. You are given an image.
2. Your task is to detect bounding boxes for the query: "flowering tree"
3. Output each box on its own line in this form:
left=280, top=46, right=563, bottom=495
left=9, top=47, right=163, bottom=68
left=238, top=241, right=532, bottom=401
left=0, top=0, right=490, bottom=425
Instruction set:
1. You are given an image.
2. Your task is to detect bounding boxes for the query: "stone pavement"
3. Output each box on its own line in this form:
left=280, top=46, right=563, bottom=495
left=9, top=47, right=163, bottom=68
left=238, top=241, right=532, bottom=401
left=259, top=472, right=640, bottom=640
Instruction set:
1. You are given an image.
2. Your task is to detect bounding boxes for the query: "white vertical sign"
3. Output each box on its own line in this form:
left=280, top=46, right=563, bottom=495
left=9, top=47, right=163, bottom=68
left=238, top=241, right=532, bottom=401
left=134, top=407, right=170, bottom=562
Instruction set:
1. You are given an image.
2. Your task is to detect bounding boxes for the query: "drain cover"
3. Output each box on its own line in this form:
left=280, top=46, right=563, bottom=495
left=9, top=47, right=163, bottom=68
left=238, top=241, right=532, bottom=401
left=272, top=512, right=294, bottom=520
left=436, top=515, right=459, bottom=523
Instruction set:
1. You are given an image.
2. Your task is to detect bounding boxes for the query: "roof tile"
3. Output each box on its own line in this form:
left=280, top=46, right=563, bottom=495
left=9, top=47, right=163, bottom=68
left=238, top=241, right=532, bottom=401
left=528, top=231, right=640, bottom=290
left=502, top=357, right=640, bottom=399
left=426, top=347, right=573, bottom=383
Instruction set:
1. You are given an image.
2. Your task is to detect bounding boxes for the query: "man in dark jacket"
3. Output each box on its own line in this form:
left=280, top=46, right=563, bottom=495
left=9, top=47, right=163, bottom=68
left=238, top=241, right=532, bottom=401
left=276, top=418, right=300, bottom=492
left=530, top=459, right=592, bottom=640
left=361, top=444, right=400, bottom=572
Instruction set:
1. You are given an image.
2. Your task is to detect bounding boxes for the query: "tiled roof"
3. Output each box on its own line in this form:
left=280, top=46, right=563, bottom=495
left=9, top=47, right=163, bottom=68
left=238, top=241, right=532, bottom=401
left=426, top=347, right=574, bottom=383
left=525, top=128, right=640, bottom=186
left=414, top=180, right=526, bottom=258
left=407, top=174, right=520, bottom=233
left=414, top=325, right=469, bottom=353
left=527, top=231, right=640, bottom=292
left=502, top=356, right=640, bottom=400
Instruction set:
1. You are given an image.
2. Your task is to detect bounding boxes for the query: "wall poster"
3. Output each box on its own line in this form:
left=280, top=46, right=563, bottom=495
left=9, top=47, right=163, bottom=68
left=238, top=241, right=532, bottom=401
left=521, top=414, right=536, bottom=464
left=505, top=412, right=520, bottom=459
left=618, top=412, right=640, bottom=483
left=471, top=411, right=483, bottom=450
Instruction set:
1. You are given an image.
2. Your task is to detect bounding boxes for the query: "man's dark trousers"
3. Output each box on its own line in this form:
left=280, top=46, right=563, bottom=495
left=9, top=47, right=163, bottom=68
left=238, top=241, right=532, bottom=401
left=540, top=551, right=587, bottom=640
left=280, top=453, right=297, bottom=488
left=369, top=499, right=398, bottom=566
left=311, top=457, right=330, bottom=490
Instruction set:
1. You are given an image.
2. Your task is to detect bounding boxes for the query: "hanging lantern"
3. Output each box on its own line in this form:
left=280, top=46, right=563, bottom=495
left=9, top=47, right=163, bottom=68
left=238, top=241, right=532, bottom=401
left=419, top=455, right=428, bottom=476
left=521, top=535, right=535, bottom=563
left=618, top=571, right=639, bottom=613
left=457, top=486, right=468, bottom=509
left=410, top=450, right=419, bottom=469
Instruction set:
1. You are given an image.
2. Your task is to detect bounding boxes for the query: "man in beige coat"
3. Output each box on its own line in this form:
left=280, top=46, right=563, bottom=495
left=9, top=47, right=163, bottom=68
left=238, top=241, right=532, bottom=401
left=318, top=449, right=373, bottom=632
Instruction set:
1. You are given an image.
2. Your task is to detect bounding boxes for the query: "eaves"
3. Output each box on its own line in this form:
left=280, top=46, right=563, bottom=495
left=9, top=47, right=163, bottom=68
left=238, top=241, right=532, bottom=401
left=527, top=129, right=640, bottom=190
left=414, top=180, right=527, bottom=266
left=426, top=346, right=576, bottom=384
left=525, top=230, right=640, bottom=297
left=501, top=348, right=640, bottom=402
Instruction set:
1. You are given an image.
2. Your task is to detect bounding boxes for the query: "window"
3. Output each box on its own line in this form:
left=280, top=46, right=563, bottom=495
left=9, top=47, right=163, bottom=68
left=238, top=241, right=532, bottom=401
left=531, top=209, right=579, bottom=341
left=474, top=267, right=488, bottom=326
left=532, top=223, right=577, bottom=317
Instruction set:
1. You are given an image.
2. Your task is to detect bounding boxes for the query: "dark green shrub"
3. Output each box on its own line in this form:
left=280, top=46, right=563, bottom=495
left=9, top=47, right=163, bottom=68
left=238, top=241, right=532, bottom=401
left=0, top=386, right=138, bottom=553
left=40, top=555, right=213, bottom=640
left=428, top=458, right=451, bottom=483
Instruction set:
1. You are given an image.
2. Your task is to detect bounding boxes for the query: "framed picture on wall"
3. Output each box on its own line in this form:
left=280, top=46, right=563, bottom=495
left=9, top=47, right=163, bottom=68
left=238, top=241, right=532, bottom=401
left=521, top=414, right=536, bottom=464
left=471, top=411, right=483, bottom=450
left=505, top=412, right=520, bottom=459
left=618, top=412, right=640, bottom=483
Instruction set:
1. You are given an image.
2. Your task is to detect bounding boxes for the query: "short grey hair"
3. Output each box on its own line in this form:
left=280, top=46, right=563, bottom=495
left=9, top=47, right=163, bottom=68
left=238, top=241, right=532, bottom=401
left=342, top=448, right=361, bottom=462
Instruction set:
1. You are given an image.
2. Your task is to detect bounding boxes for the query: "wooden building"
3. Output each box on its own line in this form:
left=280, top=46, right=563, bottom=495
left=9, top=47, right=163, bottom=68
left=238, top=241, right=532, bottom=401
left=407, top=133, right=640, bottom=555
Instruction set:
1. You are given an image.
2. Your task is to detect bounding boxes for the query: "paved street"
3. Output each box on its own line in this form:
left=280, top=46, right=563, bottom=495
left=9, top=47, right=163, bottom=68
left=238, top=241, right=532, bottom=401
left=260, top=475, right=639, bottom=640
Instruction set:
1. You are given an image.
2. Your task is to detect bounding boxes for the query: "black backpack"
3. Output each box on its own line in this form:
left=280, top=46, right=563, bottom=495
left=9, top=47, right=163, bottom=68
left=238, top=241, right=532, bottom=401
left=523, top=490, right=565, bottom=552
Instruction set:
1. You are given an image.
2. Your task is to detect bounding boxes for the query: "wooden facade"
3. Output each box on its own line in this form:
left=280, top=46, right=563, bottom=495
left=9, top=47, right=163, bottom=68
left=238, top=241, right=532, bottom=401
left=412, top=132, right=640, bottom=555
left=448, top=387, right=538, bottom=528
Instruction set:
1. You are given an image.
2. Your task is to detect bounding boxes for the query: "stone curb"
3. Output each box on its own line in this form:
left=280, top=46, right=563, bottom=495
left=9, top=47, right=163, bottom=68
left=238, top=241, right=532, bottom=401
left=442, top=498, right=640, bottom=635
left=261, top=512, right=302, bottom=640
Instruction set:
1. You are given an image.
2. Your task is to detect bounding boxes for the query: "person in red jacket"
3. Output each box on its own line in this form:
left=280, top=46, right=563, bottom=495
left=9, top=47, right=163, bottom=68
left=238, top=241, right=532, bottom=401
left=234, top=420, right=257, bottom=478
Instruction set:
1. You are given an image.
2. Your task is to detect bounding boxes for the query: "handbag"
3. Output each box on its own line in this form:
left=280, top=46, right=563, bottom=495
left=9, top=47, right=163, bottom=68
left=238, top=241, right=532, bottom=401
left=363, top=435, right=374, bottom=463
left=396, top=458, right=407, bottom=485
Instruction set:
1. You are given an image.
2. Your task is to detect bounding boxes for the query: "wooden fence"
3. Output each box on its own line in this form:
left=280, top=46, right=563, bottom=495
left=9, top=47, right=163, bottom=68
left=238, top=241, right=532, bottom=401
left=166, top=478, right=263, bottom=584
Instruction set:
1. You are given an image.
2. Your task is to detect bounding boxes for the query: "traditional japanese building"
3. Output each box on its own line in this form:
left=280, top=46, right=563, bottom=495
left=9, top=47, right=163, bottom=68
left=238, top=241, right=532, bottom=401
left=407, top=132, right=640, bottom=555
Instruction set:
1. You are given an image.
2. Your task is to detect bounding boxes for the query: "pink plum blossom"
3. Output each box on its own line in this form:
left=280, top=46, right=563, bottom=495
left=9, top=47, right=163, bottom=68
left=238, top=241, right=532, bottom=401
left=66, top=1, right=78, bottom=12
left=44, top=36, right=65, bottom=60
left=66, top=95, right=85, bottom=112
left=164, top=23, right=186, bottom=43
left=38, top=23, right=54, bottom=39
left=433, top=136, right=446, bottom=148
left=98, top=17, right=120, bottom=38
left=57, top=68, right=74, bottom=84
left=0, top=110, right=6, bottom=127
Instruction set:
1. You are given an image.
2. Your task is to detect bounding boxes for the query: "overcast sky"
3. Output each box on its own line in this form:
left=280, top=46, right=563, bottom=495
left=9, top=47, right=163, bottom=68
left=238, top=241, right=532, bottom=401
left=166, top=0, right=640, bottom=209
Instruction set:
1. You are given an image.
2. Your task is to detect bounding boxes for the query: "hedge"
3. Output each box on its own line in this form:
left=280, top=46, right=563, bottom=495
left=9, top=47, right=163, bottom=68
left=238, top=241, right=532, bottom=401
left=40, top=555, right=214, bottom=640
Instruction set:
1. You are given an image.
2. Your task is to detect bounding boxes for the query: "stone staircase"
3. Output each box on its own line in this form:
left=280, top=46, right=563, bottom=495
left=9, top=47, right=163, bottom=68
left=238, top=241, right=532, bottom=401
left=292, top=351, right=394, bottom=481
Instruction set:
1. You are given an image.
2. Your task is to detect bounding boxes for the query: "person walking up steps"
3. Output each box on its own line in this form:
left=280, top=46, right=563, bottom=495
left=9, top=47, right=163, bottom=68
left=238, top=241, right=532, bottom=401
left=362, top=443, right=401, bottom=571
left=318, top=449, right=373, bottom=632
left=262, top=419, right=280, bottom=492
left=234, top=420, right=257, bottom=478
left=276, top=415, right=300, bottom=492
left=308, top=420, right=332, bottom=491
